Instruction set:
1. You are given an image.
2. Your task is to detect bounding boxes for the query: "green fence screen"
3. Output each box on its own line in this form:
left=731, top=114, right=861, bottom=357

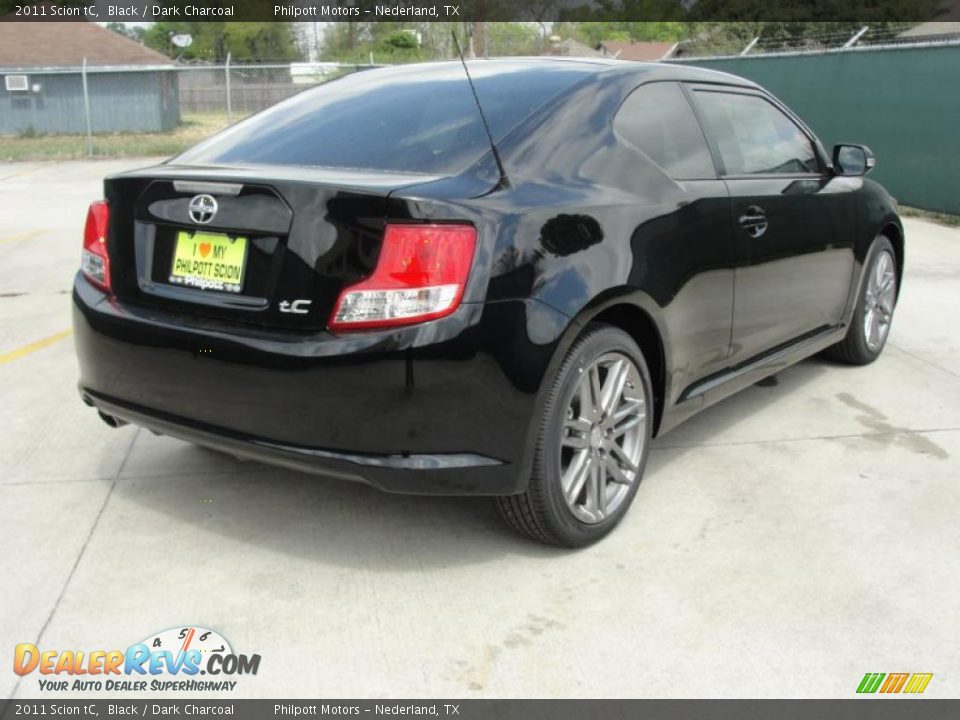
left=677, top=44, right=960, bottom=214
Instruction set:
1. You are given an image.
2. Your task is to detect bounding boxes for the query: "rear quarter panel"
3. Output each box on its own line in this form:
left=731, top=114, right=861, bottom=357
left=391, top=71, right=739, bottom=433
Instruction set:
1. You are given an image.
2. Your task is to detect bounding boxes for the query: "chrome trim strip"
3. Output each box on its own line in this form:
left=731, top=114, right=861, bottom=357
left=680, top=326, right=838, bottom=402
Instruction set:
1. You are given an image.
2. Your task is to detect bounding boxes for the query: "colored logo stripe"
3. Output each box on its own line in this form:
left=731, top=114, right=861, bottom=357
left=904, top=674, right=933, bottom=694
left=857, top=673, right=885, bottom=694
left=880, top=673, right=909, bottom=693
left=857, top=672, right=932, bottom=694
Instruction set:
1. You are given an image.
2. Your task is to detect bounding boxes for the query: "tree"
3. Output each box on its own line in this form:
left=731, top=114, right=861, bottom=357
left=560, top=21, right=687, bottom=46
left=106, top=22, right=145, bottom=43
left=143, top=22, right=303, bottom=62
left=485, top=22, right=544, bottom=56
left=322, top=22, right=470, bottom=63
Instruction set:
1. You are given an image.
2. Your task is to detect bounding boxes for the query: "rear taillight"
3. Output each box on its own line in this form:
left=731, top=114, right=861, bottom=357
left=329, top=224, right=476, bottom=332
left=81, top=200, right=111, bottom=292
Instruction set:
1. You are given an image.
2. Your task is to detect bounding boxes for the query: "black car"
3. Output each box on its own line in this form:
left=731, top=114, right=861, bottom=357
left=74, top=58, right=902, bottom=547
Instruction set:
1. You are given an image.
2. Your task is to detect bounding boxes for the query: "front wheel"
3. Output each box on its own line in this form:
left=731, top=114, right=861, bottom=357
left=824, top=235, right=898, bottom=365
left=496, top=324, right=653, bottom=547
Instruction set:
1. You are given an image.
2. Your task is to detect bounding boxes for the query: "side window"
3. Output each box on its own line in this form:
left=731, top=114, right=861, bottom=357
left=614, top=82, right=715, bottom=180
left=695, top=90, right=819, bottom=175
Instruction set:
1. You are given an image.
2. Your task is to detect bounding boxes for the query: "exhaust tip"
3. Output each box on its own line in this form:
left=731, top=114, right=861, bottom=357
left=98, top=411, right=128, bottom=429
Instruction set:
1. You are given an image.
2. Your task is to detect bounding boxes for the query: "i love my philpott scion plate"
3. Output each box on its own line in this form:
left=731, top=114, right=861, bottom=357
left=169, top=231, right=248, bottom=294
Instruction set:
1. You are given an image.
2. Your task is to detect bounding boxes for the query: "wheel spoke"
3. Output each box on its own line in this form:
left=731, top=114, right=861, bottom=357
left=563, top=417, right=591, bottom=449
left=611, top=413, right=644, bottom=438
left=599, top=359, right=628, bottom=417
left=567, top=417, right=592, bottom=432
left=591, top=461, right=606, bottom=517
left=615, top=399, right=645, bottom=419
left=878, top=272, right=894, bottom=295
left=605, top=399, right=645, bottom=433
left=863, top=307, right=875, bottom=347
left=609, top=443, right=638, bottom=475
left=605, top=455, right=633, bottom=485
left=563, top=451, right=591, bottom=505
left=875, top=255, right=887, bottom=286
left=562, top=433, right=590, bottom=449
left=576, top=375, right=593, bottom=422
left=588, top=365, right=603, bottom=421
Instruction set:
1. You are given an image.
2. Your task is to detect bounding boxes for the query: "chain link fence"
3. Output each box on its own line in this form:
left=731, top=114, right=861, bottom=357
left=674, top=23, right=960, bottom=58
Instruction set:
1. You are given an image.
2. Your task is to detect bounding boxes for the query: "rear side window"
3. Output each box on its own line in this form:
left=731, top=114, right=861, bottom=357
left=175, top=63, right=597, bottom=175
left=614, top=82, right=714, bottom=180
left=695, top=91, right=819, bottom=175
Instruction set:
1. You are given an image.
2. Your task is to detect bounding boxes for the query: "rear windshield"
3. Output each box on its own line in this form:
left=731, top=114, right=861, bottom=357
left=174, top=62, right=599, bottom=175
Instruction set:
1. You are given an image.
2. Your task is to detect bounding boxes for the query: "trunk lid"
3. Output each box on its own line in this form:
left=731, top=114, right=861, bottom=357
left=105, top=164, right=445, bottom=331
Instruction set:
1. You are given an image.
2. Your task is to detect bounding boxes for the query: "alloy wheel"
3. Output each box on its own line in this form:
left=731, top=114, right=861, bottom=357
left=863, top=250, right=896, bottom=352
left=559, top=352, right=647, bottom=524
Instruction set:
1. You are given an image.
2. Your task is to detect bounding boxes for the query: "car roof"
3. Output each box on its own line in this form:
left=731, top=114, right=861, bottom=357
left=601, top=59, right=759, bottom=88
left=365, top=56, right=758, bottom=90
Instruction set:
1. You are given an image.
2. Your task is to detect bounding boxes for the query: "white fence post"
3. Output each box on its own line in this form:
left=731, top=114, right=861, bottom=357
left=225, top=52, right=232, bottom=124
left=81, top=57, right=93, bottom=156
left=844, top=26, right=869, bottom=49
left=740, top=37, right=760, bottom=56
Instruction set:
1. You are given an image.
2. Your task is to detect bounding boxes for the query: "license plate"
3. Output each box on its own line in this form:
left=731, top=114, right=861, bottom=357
left=169, top=231, right=247, bottom=294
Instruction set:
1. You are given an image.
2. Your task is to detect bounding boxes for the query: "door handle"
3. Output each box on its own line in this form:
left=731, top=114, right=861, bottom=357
left=738, top=206, right=768, bottom=238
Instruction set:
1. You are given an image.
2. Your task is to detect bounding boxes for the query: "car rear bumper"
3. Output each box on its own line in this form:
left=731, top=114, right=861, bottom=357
left=73, top=274, right=567, bottom=495
left=82, top=390, right=508, bottom=494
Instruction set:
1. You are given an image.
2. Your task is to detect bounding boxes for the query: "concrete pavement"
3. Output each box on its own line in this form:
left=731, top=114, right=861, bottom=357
left=1, top=160, right=958, bottom=699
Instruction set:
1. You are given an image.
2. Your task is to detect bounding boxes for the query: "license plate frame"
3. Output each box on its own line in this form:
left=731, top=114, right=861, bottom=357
left=169, top=230, right=248, bottom=294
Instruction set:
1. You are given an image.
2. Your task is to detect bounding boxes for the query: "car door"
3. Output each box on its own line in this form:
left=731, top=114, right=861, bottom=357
left=690, top=86, right=857, bottom=365
left=613, top=81, right=734, bottom=400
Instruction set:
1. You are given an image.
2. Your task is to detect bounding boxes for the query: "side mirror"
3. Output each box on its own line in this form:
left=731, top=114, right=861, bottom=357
left=833, top=144, right=875, bottom=176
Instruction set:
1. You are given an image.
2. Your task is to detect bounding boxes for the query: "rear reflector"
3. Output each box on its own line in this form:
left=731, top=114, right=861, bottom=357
left=81, top=200, right=111, bottom=292
left=329, top=224, right=476, bottom=332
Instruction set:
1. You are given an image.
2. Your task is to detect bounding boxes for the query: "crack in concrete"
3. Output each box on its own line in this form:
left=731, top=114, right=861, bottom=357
left=889, top=342, right=960, bottom=380
left=652, top=426, right=960, bottom=451
left=8, top=428, right=140, bottom=700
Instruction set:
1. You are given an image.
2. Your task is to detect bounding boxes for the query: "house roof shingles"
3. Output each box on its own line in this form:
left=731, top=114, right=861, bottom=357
left=545, top=39, right=604, bottom=58
left=897, top=21, right=960, bottom=38
left=596, top=41, right=677, bottom=62
left=0, top=20, right=171, bottom=68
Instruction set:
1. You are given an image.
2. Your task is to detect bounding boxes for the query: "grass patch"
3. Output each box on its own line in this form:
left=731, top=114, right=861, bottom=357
left=900, top=205, right=960, bottom=228
left=0, top=113, right=243, bottom=162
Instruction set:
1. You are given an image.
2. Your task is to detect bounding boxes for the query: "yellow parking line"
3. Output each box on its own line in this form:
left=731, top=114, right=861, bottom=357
left=0, top=166, right=43, bottom=182
left=0, top=329, right=73, bottom=366
left=0, top=229, right=46, bottom=244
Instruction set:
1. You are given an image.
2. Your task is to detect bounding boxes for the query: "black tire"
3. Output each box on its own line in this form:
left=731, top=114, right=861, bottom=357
left=496, top=323, right=653, bottom=548
left=824, top=235, right=898, bottom=365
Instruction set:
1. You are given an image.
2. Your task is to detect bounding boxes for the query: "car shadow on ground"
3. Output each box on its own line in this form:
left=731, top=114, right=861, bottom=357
left=111, top=355, right=845, bottom=569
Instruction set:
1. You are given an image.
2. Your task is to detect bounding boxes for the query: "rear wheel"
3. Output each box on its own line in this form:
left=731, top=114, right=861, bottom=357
left=496, top=324, right=652, bottom=547
left=824, top=235, right=898, bottom=365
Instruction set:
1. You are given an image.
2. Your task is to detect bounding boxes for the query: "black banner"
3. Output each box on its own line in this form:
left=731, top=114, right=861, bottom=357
left=0, top=0, right=956, bottom=22
left=3, top=700, right=960, bottom=720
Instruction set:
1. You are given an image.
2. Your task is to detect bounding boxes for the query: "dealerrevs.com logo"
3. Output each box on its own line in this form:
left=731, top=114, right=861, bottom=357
left=14, top=626, right=260, bottom=693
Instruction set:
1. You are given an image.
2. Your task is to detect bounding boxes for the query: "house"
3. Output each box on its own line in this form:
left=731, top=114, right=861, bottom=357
left=543, top=38, right=604, bottom=58
left=595, top=41, right=679, bottom=62
left=543, top=38, right=680, bottom=62
left=0, top=18, right=180, bottom=135
left=896, top=22, right=960, bottom=41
